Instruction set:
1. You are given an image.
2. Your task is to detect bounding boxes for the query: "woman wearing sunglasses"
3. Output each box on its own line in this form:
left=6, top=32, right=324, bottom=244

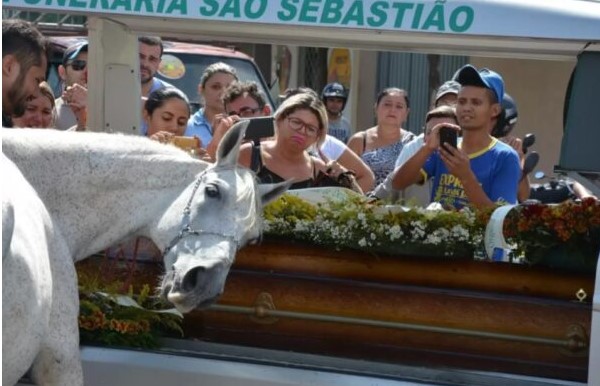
left=238, top=92, right=361, bottom=192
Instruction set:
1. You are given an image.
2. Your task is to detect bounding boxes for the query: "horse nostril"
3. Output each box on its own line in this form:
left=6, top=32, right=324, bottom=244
left=181, top=266, right=205, bottom=293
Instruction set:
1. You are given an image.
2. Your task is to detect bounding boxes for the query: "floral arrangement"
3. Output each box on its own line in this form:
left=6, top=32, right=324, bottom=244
left=263, top=193, right=600, bottom=270
left=78, top=267, right=183, bottom=349
left=264, top=194, right=485, bottom=258
left=503, top=197, right=600, bottom=269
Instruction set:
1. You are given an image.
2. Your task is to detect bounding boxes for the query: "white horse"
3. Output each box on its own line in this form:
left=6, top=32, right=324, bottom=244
left=2, top=122, right=289, bottom=386
left=2, top=153, right=79, bottom=385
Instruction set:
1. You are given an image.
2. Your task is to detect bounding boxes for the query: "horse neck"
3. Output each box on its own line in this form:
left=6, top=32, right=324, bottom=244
left=3, top=130, right=207, bottom=261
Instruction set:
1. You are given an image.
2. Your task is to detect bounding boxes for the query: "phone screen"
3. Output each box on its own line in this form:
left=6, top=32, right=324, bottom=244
left=439, top=126, right=458, bottom=148
left=243, top=116, right=274, bottom=141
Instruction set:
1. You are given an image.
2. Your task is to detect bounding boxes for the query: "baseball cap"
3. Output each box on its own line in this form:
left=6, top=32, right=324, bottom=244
left=455, top=64, right=504, bottom=103
left=62, top=42, right=88, bottom=65
left=435, top=80, right=460, bottom=103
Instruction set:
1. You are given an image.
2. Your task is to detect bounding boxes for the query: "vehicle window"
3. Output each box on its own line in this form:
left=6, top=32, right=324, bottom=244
left=155, top=54, right=273, bottom=113
left=558, top=51, right=600, bottom=174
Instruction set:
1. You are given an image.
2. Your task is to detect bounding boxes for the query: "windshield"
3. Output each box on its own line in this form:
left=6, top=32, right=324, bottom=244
left=155, top=53, right=273, bottom=113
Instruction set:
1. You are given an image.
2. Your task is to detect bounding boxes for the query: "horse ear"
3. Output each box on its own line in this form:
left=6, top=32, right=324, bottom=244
left=259, top=180, right=293, bottom=206
left=216, top=120, right=249, bottom=167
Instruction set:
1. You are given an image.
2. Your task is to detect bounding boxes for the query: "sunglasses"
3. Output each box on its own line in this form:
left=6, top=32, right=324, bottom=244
left=67, top=59, right=87, bottom=71
left=227, top=107, right=262, bottom=118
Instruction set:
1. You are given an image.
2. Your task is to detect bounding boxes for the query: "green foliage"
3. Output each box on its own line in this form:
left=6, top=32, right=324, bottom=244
left=78, top=272, right=183, bottom=349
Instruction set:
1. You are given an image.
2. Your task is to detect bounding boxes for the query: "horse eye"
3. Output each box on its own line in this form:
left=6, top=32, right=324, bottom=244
left=205, top=184, right=220, bottom=198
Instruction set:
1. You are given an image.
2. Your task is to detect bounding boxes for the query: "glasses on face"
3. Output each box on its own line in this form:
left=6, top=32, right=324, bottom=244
left=287, top=117, right=320, bottom=137
left=67, top=59, right=87, bottom=71
left=227, top=106, right=262, bottom=118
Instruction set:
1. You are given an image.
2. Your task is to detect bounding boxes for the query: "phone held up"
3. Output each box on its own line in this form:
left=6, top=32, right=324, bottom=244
left=169, top=136, right=201, bottom=152
left=242, top=116, right=275, bottom=142
left=439, top=125, right=458, bottom=149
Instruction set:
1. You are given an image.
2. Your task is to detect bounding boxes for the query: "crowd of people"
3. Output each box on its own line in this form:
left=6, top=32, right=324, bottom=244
left=3, top=19, right=595, bottom=210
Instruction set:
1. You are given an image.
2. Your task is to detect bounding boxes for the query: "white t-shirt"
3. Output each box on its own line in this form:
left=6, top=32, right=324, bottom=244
left=54, top=97, right=77, bottom=131
left=394, top=134, right=431, bottom=206
left=395, top=133, right=424, bottom=168
left=319, top=135, right=346, bottom=161
left=371, top=133, right=431, bottom=205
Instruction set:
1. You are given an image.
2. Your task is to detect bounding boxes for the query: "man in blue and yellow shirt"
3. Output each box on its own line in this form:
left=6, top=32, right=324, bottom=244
left=392, top=65, right=520, bottom=210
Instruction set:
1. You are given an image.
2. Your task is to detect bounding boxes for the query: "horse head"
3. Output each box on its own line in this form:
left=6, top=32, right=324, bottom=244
left=158, top=121, right=289, bottom=313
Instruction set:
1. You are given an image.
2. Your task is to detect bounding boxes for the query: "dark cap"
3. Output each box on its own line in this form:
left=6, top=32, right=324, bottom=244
left=62, top=42, right=88, bottom=65
left=455, top=64, right=504, bottom=103
left=435, top=80, right=460, bottom=104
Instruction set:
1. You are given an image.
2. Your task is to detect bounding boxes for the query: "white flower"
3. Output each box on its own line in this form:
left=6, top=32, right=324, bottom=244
left=424, top=233, right=442, bottom=245
left=386, top=225, right=403, bottom=241
left=294, top=220, right=310, bottom=233
left=410, top=221, right=426, bottom=239
left=358, top=238, right=367, bottom=247
left=450, top=225, right=469, bottom=241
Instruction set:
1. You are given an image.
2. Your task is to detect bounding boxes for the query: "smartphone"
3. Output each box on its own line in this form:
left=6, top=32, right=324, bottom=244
left=243, top=116, right=274, bottom=141
left=170, top=136, right=200, bottom=151
left=439, top=125, right=458, bottom=149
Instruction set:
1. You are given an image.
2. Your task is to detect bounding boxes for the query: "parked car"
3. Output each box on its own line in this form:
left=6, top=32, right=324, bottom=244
left=46, top=36, right=275, bottom=113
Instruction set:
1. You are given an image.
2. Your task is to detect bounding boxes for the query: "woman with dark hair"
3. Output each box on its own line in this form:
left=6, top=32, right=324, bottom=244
left=12, top=81, right=56, bottom=128
left=144, top=87, right=191, bottom=140
left=347, top=87, right=415, bottom=186
left=184, top=62, right=238, bottom=148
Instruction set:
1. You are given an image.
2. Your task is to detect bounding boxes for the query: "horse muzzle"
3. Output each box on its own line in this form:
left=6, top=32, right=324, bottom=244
left=160, top=241, right=235, bottom=313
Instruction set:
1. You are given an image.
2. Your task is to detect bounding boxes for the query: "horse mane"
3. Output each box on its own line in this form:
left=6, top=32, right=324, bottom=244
left=2, top=129, right=208, bottom=190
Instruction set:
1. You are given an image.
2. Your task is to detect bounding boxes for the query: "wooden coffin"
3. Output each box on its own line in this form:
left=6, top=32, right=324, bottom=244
left=79, top=240, right=595, bottom=382
left=187, top=241, right=594, bottom=382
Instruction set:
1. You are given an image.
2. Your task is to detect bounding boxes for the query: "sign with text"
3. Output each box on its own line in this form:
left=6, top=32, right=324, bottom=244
left=4, top=0, right=600, bottom=41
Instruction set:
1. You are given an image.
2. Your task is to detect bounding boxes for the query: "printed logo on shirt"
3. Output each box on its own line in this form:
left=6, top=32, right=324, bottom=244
left=433, top=172, right=468, bottom=209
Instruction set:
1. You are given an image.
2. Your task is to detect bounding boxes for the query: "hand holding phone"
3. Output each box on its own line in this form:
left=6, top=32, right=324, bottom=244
left=439, top=125, right=458, bottom=149
left=170, top=136, right=208, bottom=159
left=170, top=136, right=201, bottom=152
